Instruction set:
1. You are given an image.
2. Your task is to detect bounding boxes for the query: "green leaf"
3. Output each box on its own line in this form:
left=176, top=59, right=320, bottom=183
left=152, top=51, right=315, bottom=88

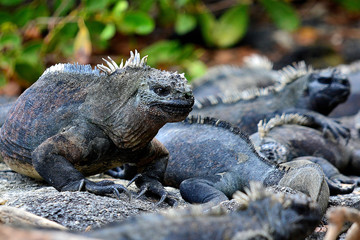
left=15, top=61, right=44, bottom=83
left=0, top=11, right=11, bottom=25
left=112, top=0, right=128, bottom=20
left=13, top=6, right=34, bottom=27
left=20, top=41, right=43, bottom=65
left=120, top=11, right=155, bottom=35
left=260, top=0, right=299, bottom=31
left=100, top=23, right=116, bottom=40
left=334, top=0, right=360, bottom=11
left=184, top=60, right=207, bottom=81
left=83, top=0, right=113, bottom=13
left=198, top=11, right=216, bottom=47
left=0, top=0, right=24, bottom=6
left=0, top=33, right=21, bottom=50
left=0, top=72, right=6, bottom=86
left=175, top=13, right=196, bottom=35
left=142, top=40, right=182, bottom=66
left=213, top=5, right=248, bottom=47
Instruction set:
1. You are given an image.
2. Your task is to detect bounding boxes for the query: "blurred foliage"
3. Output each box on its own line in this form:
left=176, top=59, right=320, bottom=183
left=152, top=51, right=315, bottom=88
left=0, top=0, right=359, bottom=86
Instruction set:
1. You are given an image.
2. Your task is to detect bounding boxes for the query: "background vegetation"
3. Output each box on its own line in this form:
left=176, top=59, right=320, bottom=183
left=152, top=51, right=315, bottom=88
left=0, top=0, right=360, bottom=91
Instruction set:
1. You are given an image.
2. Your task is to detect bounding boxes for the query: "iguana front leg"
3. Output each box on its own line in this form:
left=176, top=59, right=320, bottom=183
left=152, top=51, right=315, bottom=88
left=273, top=109, right=350, bottom=141
left=127, top=139, right=176, bottom=206
left=31, top=123, right=129, bottom=198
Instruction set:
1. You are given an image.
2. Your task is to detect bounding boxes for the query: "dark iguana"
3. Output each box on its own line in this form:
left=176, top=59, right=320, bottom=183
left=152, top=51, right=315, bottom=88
left=120, top=115, right=330, bottom=213
left=191, top=63, right=351, bottom=138
left=192, top=54, right=280, bottom=99
left=330, top=60, right=360, bottom=117
left=250, top=113, right=360, bottom=192
left=0, top=50, right=194, bottom=201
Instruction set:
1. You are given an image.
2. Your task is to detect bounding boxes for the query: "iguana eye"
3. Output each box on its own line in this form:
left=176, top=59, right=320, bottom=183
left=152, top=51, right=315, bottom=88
left=153, top=87, right=170, bottom=96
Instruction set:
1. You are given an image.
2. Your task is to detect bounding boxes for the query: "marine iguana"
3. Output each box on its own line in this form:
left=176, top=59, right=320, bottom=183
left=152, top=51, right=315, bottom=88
left=250, top=113, right=360, bottom=192
left=192, top=54, right=280, bottom=99
left=0, top=50, right=194, bottom=201
left=191, top=63, right=351, bottom=138
left=122, top=115, right=330, bottom=213
left=330, top=60, right=360, bottom=117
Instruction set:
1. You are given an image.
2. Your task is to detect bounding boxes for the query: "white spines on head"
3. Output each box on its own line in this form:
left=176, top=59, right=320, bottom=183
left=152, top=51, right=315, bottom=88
left=97, top=50, right=149, bottom=75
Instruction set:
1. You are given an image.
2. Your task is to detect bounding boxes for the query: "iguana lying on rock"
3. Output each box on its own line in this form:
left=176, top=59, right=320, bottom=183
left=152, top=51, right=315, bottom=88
left=0, top=182, right=322, bottom=240
left=117, top=115, right=330, bottom=213
left=0, top=50, right=194, bottom=201
left=330, top=60, right=360, bottom=117
left=192, top=54, right=280, bottom=99
left=191, top=63, right=351, bottom=138
left=250, top=113, right=360, bottom=193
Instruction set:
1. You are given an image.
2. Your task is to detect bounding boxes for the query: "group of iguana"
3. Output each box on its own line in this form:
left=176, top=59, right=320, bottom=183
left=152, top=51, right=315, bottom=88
left=1, top=50, right=360, bottom=239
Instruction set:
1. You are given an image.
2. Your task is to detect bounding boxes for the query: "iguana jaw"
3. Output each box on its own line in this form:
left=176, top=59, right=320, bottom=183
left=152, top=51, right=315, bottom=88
left=151, top=98, right=194, bottom=117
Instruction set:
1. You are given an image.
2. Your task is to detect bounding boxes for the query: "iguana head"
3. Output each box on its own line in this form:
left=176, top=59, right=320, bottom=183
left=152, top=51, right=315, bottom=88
left=301, top=69, right=350, bottom=115
left=97, top=51, right=194, bottom=124
left=233, top=182, right=321, bottom=240
left=86, top=51, right=194, bottom=147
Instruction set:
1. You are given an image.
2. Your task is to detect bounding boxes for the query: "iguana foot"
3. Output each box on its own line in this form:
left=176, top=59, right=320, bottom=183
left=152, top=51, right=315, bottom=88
left=128, top=174, right=176, bottom=206
left=61, top=179, right=131, bottom=200
left=326, top=177, right=355, bottom=195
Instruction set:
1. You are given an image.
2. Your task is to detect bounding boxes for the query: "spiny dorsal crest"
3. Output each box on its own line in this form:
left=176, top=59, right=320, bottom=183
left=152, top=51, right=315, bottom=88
left=194, top=61, right=312, bottom=109
left=233, top=182, right=291, bottom=210
left=97, top=50, right=148, bottom=75
left=278, top=61, right=313, bottom=85
left=257, top=113, right=310, bottom=139
left=337, top=60, right=360, bottom=74
left=243, top=54, right=273, bottom=70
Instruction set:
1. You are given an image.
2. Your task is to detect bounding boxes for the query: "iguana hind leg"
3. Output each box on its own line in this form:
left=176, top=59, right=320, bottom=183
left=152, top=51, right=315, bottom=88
left=179, top=177, right=228, bottom=205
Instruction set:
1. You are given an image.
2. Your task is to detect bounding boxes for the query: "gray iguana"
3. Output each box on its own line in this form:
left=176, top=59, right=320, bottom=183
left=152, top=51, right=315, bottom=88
left=192, top=54, right=280, bottom=99
left=0, top=50, right=194, bottom=201
left=119, top=115, right=330, bottom=213
left=250, top=113, right=360, bottom=193
left=191, top=63, right=351, bottom=138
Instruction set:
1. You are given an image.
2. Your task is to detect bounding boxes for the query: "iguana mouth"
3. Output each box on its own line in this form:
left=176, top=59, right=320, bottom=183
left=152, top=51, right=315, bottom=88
left=154, top=100, right=194, bottom=114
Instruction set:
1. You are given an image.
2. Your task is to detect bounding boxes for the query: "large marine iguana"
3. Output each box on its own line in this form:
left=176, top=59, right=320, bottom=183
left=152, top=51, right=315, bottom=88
left=192, top=54, right=280, bottom=99
left=0, top=183, right=322, bottom=240
left=191, top=63, right=351, bottom=137
left=120, top=115, right=331, bottom=213
left=0, top=50, right=194, bottom=201
left=250, top=113, right=360, bottom=192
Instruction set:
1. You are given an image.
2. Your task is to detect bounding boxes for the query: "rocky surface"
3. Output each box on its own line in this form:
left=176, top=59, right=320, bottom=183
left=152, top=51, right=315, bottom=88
left=0, top=163, right=188, bottom=232
left=1, top=162, right=360, bottom=239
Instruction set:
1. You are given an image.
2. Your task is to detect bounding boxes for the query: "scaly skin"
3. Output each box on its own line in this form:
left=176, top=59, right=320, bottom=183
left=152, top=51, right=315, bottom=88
left=0, top=51, right=194, bottom=200
left=191, top=65, right=351, bottom=137
left=250, top=114, right=360, bottom=194
left=123, top=116, right=330, bottom=213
